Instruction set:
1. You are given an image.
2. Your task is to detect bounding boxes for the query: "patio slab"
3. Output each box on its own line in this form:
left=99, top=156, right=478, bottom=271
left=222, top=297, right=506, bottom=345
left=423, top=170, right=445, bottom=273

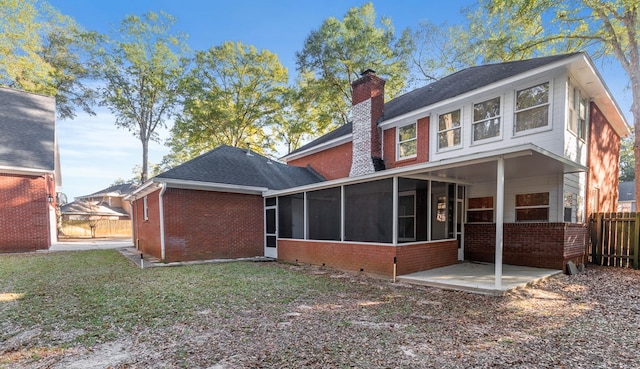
left=397, top=262, right=562, bottom=296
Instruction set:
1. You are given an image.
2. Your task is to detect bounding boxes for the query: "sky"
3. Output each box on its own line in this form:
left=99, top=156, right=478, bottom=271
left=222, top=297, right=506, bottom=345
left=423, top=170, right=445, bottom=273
left=47, top=0, right=634, bottom=201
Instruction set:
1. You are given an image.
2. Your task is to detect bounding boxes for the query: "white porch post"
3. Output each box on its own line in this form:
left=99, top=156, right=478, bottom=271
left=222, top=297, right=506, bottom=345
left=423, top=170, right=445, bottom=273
left=392, top=176, right=398, bottom=245
left=495, top=156, right=504, bottom=289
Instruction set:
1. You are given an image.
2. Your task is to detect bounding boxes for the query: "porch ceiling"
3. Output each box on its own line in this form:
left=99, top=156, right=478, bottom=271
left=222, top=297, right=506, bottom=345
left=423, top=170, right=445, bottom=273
left=405, top=149, right=586, bottom=184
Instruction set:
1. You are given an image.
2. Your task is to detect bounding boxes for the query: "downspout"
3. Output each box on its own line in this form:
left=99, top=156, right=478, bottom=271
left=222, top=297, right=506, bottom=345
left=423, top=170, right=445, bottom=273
left=158, top=183, right=167, bottom=261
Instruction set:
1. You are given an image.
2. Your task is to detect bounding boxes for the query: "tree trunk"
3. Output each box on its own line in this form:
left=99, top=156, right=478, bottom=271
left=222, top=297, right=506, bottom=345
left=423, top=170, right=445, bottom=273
left=141, top=138, right=149, bottom=183
left=632, top=78, right=640, bottom=212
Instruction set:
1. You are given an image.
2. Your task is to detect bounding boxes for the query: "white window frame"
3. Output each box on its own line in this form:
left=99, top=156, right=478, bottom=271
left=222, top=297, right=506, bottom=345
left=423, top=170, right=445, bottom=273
left=515, top=192, right=550, bottom=222
left=472, top=97, right=502, bottom=144
left=396, top=122, right=417, bottom=160
left=437, top=109, right=462, bottom=151
left=466, top=196, right=494, bottom=223
left=568, top=84, right=589, bottom=141
left=143, top=196, right=149, bottom=221
left=398, top=190, right=416, bottom=242
left=514, top=82, right=551, bottom=134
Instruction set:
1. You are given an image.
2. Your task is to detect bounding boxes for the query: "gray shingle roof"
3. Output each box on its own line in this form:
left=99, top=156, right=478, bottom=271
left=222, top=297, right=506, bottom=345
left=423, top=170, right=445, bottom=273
left=290, top=53, right=580, bottom=155
left=78, top=183, right=138, bottom=199
left=157, top=145, right=324, bottom=190
left=61, top=200, right=129, bottom=217
left=0, top=87, right=56, bottom=171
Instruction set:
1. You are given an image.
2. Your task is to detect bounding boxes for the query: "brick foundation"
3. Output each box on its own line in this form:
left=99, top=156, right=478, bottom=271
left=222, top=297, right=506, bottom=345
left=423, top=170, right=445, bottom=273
left=464, top=223, right=588, bottom=272
left=278, top=239, right=458, bottom=277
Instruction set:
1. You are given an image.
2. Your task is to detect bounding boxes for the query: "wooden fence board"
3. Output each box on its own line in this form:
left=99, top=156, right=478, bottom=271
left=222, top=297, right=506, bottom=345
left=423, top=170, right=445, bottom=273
left=590, top=212, right=639, bottom=270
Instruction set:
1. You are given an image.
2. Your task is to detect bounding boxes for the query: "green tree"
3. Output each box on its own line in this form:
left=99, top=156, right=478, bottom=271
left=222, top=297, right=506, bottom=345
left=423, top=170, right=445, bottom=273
left=463, top=0, right=640, bottom=205
left=0, top=0, right=98, bottom=119
left=620, top=134, right=635, bottom=182
left=97, top=11, right=189, bottom=183
left=167, top=41, right=287, bottom=161
left=295, top=2, right=413, bottom=125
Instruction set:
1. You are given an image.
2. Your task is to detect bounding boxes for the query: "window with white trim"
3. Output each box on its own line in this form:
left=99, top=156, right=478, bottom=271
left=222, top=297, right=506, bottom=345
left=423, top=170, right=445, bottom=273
left=397, top=123, right=417, bottom=159
left=515, top=82, right=550, bottom=133
left=473, top=97, right=501, bottom=142
left=568, top=87, right=588, bottom=140
left=438, top=109, right=461, bottom=149
left=398, top=191, right=416, bottom=242
left=515, top=192, right=549, bottom=222
left=466, top=196, right=494, bottom=223
left=143, top=196, right=149, bottom=221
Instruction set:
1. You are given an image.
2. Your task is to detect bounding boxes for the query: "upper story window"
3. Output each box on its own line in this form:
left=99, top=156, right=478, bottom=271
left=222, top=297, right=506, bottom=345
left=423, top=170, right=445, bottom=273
left=473, top=97, right=501, bottom=142
left=515, top=192, right=549, bottom=222
left=569, top=87, right=588, bottom=141
left=397, top=123, right=417, bottom=159
left=438, top=109, right=461, bottom=149
left=515, top=82, right=550, bottom=133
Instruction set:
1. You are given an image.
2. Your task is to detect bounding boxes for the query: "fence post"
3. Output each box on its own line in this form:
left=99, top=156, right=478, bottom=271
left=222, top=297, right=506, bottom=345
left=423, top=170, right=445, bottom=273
left=593, top=213, right=603, bottom=265
left=634, top=213, right=640, bottom=270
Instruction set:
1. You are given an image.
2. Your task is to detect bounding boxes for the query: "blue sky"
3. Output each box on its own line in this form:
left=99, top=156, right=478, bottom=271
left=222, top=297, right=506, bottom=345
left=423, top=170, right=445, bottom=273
left=48, top=0, right=633, bottom=200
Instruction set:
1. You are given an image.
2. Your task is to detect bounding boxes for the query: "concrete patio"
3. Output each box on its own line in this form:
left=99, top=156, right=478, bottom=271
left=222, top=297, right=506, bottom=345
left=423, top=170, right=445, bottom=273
left=398, top=262, right=562, bottom=296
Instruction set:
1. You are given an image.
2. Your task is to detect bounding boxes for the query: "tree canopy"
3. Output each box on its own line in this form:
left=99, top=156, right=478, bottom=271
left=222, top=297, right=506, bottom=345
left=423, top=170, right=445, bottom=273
left=0, top=0, right=98, bottom=119
left=295, top=2, right=413, bottom=126
left=97, top=11, right=190, bottom=182
left=167, top=41, right=288, bottom=162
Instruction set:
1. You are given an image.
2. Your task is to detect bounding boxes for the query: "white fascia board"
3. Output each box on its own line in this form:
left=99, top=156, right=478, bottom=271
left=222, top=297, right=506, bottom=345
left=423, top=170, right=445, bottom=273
left=264, top=143, right=585, bottom=197
left=280, top=134, right=352, bottom=162
left=124, top=180, right=160, bottom=201
left=0, top=165, right=53, bottom=176
left=161, top=178, right=268, bottom=195
left=379, top=54, right=588, bottom=129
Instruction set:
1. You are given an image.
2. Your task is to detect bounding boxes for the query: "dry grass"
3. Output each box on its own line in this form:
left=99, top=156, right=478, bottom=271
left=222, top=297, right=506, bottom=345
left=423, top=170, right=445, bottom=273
left=1, top=250, right=639, bottom=368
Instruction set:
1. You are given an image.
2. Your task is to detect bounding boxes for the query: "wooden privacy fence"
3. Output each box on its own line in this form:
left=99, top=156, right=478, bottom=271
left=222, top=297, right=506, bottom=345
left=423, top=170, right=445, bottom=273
left=590, top=212, right=639, bottom=269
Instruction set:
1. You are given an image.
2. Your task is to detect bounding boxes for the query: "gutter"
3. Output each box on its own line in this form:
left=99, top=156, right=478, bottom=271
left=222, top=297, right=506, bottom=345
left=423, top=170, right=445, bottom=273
left=158, top=182, right=167, bottom=261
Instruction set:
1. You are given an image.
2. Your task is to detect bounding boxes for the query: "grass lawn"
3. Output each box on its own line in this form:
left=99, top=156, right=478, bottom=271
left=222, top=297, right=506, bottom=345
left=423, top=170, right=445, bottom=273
left=1, top=250, right=639, bottom=368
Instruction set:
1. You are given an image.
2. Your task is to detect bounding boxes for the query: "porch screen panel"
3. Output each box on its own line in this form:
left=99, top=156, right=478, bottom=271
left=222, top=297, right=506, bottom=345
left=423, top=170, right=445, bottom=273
left=278, top=194, right=304, bottom=239
left=344, top=179, right=393, bottom=243
left=307, top=187, right=341, bottom=241
left=398, top=178, right=428, bottom=242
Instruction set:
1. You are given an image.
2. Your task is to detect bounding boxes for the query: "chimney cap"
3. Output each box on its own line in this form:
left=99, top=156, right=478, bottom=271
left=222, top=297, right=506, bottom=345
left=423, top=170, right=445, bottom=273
left=360, top=69, right=376, bottom=76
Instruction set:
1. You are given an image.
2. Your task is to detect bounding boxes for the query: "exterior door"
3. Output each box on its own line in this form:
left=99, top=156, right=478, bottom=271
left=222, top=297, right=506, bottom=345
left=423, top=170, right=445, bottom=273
left=264, top=199, right=277, bottom=258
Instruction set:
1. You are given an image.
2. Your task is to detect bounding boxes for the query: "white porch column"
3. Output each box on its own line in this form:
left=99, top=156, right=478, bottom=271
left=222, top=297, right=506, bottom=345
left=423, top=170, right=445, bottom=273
left=392, top=176, right=398, bottom=245
left=495, top=156, right=505, bottom=289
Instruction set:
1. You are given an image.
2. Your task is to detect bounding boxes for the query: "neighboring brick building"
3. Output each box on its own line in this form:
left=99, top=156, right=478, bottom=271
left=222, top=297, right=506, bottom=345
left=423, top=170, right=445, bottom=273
left=0, top=87, right=59, bottom=253
left=130, top=53, right=630, bottom=280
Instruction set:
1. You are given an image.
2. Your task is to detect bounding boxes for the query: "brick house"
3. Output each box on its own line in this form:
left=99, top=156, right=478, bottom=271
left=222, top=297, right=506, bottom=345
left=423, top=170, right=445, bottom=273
left=127, top=146, right=322, bottom=262
left=131, top=53, right=629, bottom=277
left=0, top=87, right=59, bottom=253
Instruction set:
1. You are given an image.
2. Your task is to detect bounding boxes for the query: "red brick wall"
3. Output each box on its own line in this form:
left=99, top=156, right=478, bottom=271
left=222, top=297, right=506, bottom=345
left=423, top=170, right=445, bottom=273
left=278, top=239, right=457, bottom=277
left=162, top=188, right=263, bottom=262
left=132, top=188, right=162, bottom=259
left=132, top=188, right=264, bottom=262
left=0, top=174, right=51, bottom=252
left=395, top=240, right=458, bottom=275
left=383, top=116, right=430, bottom=169
left=464, top=223, right=588, bottom=272
left=586, top=102, right=621, bottom=215
left=287, top=142, right=352, bottom=180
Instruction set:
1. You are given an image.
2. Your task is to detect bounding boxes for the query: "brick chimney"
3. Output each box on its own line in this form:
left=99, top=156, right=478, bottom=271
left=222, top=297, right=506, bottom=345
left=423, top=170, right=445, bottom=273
left=349, top=69, right=385, bottom=177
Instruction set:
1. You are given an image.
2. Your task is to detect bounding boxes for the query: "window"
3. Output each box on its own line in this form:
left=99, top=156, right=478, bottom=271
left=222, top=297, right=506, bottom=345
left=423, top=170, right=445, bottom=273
left=397, top=123, right=417, bottom=159
left=307, top=188, right=341, bottom=241
left=515, top=192, right=549, bottom=222
left=515, top=82, right=550, bottom=133
left=467, top=196, right=494, bottom=223
left=473, top=97, right=501, bottom=141
left=568, top=87, right=588, bottom=140
left=438, top=109, right=461, bottom=149
left=143, top=196, right=148, bottom=221
left=398, top=191, right=416, bottom=242
left=564, top=192, right=577, bottom=223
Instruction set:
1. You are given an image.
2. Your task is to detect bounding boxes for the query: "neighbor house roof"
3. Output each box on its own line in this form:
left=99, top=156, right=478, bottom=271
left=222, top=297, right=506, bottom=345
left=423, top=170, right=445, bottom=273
left=619, top=181, right=635, bottom=202
left=130, top=145, right=324, bottom=197
left=76, top=183, right=138, bottom=200
left=285, top=52, right=629, bottom=160
left=0, top=87, right=56, bottom=172
left=60, top=200, right=129, bottom=218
